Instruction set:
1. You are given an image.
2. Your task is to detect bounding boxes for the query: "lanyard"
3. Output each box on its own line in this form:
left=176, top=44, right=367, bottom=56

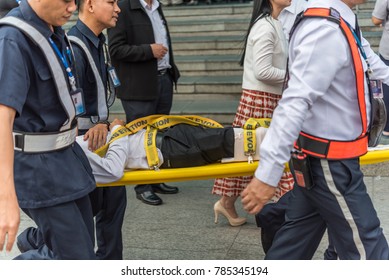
left=345, top=20, right=373, bottom=77
left=48, top=37, right=77, bottom=91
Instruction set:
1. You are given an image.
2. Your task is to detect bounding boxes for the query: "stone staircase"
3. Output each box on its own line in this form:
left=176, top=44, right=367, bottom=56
left=64, top=1, right=382, bottom=125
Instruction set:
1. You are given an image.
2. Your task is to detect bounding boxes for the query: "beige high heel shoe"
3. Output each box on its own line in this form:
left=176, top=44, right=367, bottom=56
left=214, top=200, right=247, bottom=227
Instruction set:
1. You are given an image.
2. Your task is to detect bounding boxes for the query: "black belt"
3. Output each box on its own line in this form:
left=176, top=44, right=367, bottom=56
left=155, top=131, right=164, bottom=150
left=156, top=132, right=169, bottom=168
left=157, top=68, right=168, bottom=76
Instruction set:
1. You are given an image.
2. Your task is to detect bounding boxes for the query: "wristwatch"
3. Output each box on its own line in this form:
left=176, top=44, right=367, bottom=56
left=98, top=120, right=110, bottom=131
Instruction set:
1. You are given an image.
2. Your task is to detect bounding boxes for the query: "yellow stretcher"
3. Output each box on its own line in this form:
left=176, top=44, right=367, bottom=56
left=97, top=147, right=389, bottom=187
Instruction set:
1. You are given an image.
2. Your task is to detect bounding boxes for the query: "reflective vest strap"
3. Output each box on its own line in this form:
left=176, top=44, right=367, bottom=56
left=68, top=35, right=109, bottom=122
left=338, top=18, right=368, bottom=136
left=0, top=17, right=75, bottom=131
left=295, top=132, right=368, bottom=159
left=291, top=8, right=368, bottom=159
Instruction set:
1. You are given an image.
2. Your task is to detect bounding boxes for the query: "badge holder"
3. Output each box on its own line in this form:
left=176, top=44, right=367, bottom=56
left=71, top=88, right=86, bottom=117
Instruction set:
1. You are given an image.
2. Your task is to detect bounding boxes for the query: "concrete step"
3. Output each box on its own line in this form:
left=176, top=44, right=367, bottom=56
left=169, top=18, right=249, bottom=33
left=175, top=54, right=243, bottom=76
left=177, top=75, right=242, bottom=94
left=109, top=98, right=240, bottom=125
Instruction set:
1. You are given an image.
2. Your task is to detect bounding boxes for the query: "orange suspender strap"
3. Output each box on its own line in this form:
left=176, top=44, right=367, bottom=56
left=293, top=7, right=368, bottom=160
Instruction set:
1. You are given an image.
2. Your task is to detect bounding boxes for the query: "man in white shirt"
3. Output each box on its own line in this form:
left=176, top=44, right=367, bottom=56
left=242, top=0, right=389, bottom=259
left=77, top=119, right=267, bottom=184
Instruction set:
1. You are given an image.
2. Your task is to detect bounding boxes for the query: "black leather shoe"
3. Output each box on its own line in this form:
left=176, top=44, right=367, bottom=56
left=136, top=190, right=163, bottom=205
left=153, top=183, right=179, bottom=194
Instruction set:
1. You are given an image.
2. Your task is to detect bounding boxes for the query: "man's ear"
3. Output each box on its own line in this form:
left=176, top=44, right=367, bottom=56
left=87, top=0, right=94, bottom=13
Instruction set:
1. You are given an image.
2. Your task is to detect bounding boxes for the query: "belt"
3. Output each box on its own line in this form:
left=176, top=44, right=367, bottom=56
left=13, top=125, right=78, bottom=153
left=157, top=68, right=168, bottom=76
left=295, top=131, right=368, bottom=159
left=155, top=131, right=164, bottom=150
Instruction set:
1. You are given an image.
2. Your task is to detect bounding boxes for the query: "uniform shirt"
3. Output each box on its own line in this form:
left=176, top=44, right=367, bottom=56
left=256, top=0, right=389, bottom=187
left=0, top=1, right=95, bottom=208
left=76, top=125, right=164, bottom=184
left=140, top=0, right=171, bottom=71
left=68, top=19, right=108, bottom=133
left=242, top=15, right=288, bottom=95
left=372, top=0, right=389, bottom=59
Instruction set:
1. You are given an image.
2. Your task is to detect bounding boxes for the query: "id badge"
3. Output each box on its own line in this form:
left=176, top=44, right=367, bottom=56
left=108, top=66, right=121, bottom=88
left=71, top=88, right=86, bottom=116
left=370, top=79, right=383, bottom=98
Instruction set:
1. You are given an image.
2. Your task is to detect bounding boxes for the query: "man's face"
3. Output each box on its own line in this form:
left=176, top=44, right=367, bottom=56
left=31, top=0, right=77, bottom=27
left=90, top=0, right=121, bottom=29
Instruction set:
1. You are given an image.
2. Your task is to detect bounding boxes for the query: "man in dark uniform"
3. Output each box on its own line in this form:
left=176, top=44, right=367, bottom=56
left=107, top=0, right=181, bottom=206
left=0, top=0, right=96, bottom=259
left=15, top=0, right=126, bottom=260
left=67, top=0, right=125, bottom=260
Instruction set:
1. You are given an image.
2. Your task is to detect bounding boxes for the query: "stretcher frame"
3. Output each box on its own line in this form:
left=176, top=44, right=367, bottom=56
left=97, top=147, right=389, bottom=187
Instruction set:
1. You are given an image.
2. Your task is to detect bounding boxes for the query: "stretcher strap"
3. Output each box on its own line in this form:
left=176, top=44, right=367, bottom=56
left=94, top=115, right=223, bottom=157
left=243, top=118, right=271, bottom=163
left=145, top=126, right=160, bottom=170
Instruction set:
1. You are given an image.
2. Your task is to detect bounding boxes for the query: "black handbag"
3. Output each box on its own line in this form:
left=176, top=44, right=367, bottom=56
left=368, top=97, right=387, bottom=147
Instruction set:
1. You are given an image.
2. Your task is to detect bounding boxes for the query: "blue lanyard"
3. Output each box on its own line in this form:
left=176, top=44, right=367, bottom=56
left=345, top=20, right=372, bottom=76
left=49, top=37, right=77, bottom=91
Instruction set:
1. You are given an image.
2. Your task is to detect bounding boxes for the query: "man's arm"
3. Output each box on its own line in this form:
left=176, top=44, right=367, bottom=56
left=77, top=119, right=130, bottom=184
left=372, top=0, right=388, bottom=26
left=107, top=8, right=154, bottom=62
left=372, top=16, right=383, bottom=26
left=71, top=40, right=109, bottom=151
left=0, top=104, right=20, bottom=252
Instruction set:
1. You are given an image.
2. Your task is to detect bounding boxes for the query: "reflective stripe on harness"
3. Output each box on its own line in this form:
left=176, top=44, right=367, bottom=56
left=13, top=126, right=78, bottom=153
left=0, top=17, right=78, bottom=152
left=292, top=7, right=368, bottom=159
left=68, top=36, right=109, bottom=126
left=0, top=17, right=76, bottom=130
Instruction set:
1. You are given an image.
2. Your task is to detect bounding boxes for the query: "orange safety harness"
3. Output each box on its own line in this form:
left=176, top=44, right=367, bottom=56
left=291, top=7, right=368, bottom=160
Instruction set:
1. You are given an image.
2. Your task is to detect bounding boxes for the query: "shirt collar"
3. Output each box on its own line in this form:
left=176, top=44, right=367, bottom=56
left=140, top=0, right=159, bottom=12
left=75, top=19, right=106, bottom=49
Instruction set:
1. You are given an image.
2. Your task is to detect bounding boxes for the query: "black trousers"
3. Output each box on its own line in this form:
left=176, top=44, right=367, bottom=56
left=159, top=124, right=235, bottom=168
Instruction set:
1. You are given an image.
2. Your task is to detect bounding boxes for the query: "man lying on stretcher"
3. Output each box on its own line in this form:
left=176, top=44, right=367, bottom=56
left=76, top=118, right=267, bottom=184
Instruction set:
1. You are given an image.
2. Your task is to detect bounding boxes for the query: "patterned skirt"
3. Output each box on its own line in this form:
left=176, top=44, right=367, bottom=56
left=212, top=89, right=294, bottom=201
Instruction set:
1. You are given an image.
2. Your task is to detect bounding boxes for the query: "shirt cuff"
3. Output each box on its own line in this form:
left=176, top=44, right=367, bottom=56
left=255, top=160, right=286, bottom=187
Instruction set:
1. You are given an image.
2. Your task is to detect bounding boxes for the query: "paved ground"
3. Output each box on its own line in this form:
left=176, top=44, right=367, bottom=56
left=1, top=165, right=389, bottom=260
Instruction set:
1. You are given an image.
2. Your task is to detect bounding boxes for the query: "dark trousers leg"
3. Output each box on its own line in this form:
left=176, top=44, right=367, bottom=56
left=265, top=185, right=327, bottom=260
left=92, top=186, right=127, bottom=260
left=15, top=195, right=96, bottom=260
left=267, top=158, right=389, bottom=260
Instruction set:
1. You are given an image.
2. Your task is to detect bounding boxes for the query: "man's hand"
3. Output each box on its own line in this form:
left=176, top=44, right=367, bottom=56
left=241, top=177, right=276, bottom=214
left=0, top=190, right=20, bottom=252
left=109, top=118, right=125, bottom=131
left=150, top=44, right=168, bottom=60
left=83, top=123, right=109, bottom=151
